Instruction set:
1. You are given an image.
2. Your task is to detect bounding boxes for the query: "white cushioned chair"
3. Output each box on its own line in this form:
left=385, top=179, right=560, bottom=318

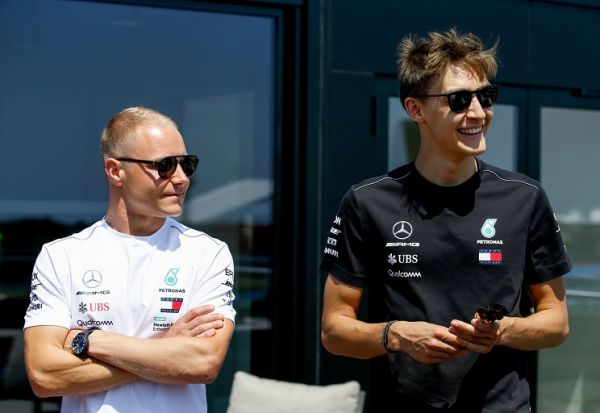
left=227, top=371, right=365, bottom=413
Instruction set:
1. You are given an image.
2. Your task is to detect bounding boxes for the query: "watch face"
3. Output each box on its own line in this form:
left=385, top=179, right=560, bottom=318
left=71, top=334, right=87, bottom=356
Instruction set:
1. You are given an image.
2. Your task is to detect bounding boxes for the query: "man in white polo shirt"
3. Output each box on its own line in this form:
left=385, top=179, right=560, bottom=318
left=24, top=107, right=235, bottom=413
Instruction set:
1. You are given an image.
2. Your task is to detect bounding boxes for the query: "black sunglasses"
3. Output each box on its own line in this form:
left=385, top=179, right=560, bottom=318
left=117, top=155, right=199, bottom=179
left=419, top=84, right=499, bottom=113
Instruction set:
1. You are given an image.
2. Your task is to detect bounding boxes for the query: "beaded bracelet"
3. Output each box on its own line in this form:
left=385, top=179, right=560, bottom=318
left=382, top=320, right=399, bottom=353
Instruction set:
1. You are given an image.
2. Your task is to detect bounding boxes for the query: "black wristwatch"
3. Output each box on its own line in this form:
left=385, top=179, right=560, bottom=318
left=71, top=327, right=100, bottom=357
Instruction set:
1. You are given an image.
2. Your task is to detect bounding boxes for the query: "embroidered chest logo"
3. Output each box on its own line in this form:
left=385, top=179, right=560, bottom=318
left=79, top=302, right=110, bottom=313
left=82, top=270, right=103, bottom=289
left=479, top=249, right=503, bottom=265
left=164, top=268, right=179, bottom=286
left=160, top=297, right=183, bottom=313
left=392, top=221, right=413, bottom=240
left=387, top=254, right=397, bottom=265
left=480, top=218, right=497, bottom=239
left=477, top=218, right=504, bottom=265
left=153, top=316, right=172, bottom=332
left=159, top=267, right=185, bottom=314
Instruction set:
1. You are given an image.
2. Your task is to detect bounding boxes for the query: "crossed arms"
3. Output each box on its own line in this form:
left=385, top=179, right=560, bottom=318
left=25, top=305, right=232, bottom=398
left=321, top=274, right=569, bottom=364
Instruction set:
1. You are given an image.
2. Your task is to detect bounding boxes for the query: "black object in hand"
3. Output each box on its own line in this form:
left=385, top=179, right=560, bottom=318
left=477, top=304, right=508, bottom=322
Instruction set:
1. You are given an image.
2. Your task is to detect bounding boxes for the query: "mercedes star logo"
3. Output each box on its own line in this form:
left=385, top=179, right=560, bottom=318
left=392, top=221, right=413, bottom=240
left=82, top=270, right=103, bottom=289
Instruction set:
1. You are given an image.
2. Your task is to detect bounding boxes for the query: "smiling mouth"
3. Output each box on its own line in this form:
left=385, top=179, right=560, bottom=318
left=458, top=126, right=483, bottom=136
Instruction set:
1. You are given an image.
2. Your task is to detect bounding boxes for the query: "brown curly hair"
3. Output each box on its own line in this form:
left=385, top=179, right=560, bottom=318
left=397, top=28, right=499, bottom=109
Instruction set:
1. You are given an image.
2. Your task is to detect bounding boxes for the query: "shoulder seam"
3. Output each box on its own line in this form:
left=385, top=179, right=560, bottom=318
left=482, top=169, right=540, bottom=190
left=169, top=225, right=221, bottom=246
left=353, top=171, right=412, bottom=192
left=46, top=223, right=102, bottom=246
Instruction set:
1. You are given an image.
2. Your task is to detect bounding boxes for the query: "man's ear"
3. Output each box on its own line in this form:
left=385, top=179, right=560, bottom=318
left=404, top=97, right=426, bottom=123
left=104, top=158, right=124, bottom=187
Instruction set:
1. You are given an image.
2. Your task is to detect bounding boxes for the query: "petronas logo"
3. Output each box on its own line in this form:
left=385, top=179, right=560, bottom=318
left=481, top=219, right=497, bottom=239
left=164, top=268, right=179, bottom=286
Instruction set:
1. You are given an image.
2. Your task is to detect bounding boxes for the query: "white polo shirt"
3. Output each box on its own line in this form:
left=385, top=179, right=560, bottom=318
left=24, top=217, right=236, bottom=413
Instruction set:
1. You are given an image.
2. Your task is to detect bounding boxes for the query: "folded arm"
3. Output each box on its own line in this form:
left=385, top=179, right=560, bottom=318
left=87, top=319, right=233, bottom=384
left=25, top=325, right=137, bottom=398
left=25, top=305, right=228, bottom=398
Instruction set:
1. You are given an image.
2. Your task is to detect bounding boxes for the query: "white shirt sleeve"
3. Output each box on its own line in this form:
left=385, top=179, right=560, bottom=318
left=23, top=244, right=72, bottom=330
left=190, top=243, right=236, bottom=323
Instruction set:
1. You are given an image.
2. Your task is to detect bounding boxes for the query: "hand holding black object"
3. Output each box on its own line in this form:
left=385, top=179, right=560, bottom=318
left=477, top=304, right=508, bottom=323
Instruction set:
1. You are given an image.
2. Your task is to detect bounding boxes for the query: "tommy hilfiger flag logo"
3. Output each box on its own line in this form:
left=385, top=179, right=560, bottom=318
left=479, top=249, right=503, bottom=265
left=160, top=297, right=183, bottom=313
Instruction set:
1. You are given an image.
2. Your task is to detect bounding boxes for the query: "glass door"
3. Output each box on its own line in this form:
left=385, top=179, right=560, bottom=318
left=0, top=1, right=284, bottom=410
left=534, top=90, right=600, bottom=413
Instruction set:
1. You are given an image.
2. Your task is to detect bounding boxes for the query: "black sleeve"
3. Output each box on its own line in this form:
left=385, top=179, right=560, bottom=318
left=320, top=188, right=368, bottom=288
left=524, top=187, right=572, bottom=284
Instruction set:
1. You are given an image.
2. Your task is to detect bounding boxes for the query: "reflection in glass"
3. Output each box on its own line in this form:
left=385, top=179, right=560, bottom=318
left=0, top=1, right=275, bottom=411
left=538, top=106, right=600, bottom=412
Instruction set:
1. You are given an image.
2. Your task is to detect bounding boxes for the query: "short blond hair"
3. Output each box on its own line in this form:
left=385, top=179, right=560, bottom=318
left=100, top=107, right=178, bottom=160
left=397, top=28, right=498, bottom=108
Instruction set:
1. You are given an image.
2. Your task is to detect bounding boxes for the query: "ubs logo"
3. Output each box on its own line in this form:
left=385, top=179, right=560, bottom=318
left=82, top=270, right=103, bottom=289
left=79, top=302, right=110, bottom=313
left=392, top=221, right=413, bottom=240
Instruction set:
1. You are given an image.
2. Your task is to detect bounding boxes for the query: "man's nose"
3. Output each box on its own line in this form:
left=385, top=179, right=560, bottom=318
left=170, top=163, right=190, bottom=184
left=466, top=94, right=487, bottom=118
